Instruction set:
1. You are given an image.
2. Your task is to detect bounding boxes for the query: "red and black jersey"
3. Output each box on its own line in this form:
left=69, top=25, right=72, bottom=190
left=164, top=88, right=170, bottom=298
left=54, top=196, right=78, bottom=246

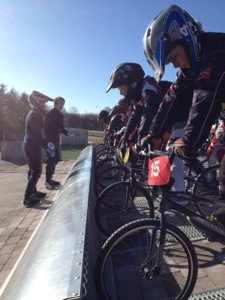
left=124, top=76, right=172, bottom=143
left=150, top=32, right=225, bottom=150
left=149, top=75, right=194, bottom=139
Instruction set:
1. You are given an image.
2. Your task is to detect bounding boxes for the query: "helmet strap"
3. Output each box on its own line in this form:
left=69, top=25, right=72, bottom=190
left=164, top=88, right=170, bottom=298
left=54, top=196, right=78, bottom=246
left=125, top=80, right=143, bottom=103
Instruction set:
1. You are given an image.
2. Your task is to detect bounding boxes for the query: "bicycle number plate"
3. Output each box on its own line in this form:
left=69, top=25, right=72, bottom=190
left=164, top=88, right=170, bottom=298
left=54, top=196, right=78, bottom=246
left=148, top=156, right=170, bottom=185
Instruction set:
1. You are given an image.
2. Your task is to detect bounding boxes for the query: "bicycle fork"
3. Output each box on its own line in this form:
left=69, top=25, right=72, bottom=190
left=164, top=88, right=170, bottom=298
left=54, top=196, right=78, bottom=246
left=141, top=214, right=167, bottom=280
left=121, top=185, right=137, bottom=214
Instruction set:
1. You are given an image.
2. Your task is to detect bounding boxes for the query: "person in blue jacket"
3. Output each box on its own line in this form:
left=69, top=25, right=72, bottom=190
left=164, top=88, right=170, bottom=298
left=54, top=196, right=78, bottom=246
left=23, top=91, right=53, bottom=207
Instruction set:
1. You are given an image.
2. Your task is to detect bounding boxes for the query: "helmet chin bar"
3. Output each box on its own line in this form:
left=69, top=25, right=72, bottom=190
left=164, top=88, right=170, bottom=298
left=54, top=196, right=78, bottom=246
left=143, top=5, right=202, bottom=81
left=155, top=73, right=162, bottom=83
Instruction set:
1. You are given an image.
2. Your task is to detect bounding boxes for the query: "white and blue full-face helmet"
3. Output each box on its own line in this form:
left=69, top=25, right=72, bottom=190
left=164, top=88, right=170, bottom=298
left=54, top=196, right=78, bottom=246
left=143, top=5, right=202, bottom=81
left=29, top=90, right=53, bottom=105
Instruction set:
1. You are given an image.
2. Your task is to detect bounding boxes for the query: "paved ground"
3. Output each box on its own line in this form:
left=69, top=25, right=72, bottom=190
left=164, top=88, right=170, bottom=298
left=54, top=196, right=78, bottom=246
left=99, top=193, right=225, bottom=299
left=0, top=157, right=225, bottom=299
left=166, top=211, right=225, bottom=298
left=0, top=159, right=75, bottom=291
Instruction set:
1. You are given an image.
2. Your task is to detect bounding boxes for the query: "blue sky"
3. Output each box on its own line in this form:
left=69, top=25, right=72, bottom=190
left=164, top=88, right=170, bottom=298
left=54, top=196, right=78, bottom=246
left=1, top=0, right=225, bottom=113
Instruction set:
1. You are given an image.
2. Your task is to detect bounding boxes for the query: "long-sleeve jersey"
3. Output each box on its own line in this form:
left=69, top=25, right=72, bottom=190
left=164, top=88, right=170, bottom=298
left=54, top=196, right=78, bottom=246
left=149, top=75, right=194, bottom=139
left=124, top=76, right=171, bottom=144
left=43, top=108, right=68, bottom=143
left=151, top=32, right=225, bottom=150
left=106, top=98, right=130, bottom=132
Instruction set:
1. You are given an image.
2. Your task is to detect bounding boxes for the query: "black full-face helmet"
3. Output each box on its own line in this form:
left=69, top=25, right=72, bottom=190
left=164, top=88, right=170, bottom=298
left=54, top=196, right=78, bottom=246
left=143, top=5, right=202, bottom=81
left=98, top=109, right=110, bottom=124
left=106, top=63, right=145, bottom=93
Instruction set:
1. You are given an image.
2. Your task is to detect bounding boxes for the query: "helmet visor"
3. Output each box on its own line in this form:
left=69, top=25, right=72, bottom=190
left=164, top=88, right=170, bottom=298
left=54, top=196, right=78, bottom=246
left=144, top=37, right=165, bottom=82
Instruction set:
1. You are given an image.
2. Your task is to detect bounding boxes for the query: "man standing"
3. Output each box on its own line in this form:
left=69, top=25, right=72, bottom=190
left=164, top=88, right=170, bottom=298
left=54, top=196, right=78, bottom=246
left=23, top=91, right=53, bottom=207
left=43, top=97, right=69, bottom=190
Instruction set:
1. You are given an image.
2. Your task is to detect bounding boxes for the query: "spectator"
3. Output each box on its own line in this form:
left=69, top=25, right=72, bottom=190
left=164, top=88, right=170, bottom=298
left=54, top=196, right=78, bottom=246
left=23, top=91, right=53, bottom=207
left=43, top=96, right=69, bottom=190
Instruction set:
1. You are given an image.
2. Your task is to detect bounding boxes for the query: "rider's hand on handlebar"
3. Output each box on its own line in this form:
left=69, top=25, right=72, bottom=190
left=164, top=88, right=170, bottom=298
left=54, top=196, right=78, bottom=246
left=174, top=138, right=198, bottom=159
left=133, top=143, right=142, bottom=154
left=140, top=134, right=154, bottom=152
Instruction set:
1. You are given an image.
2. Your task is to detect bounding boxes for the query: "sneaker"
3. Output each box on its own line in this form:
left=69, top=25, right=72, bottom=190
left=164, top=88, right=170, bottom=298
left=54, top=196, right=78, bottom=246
left=23, top=195, right=40, bottom=207
left=35, top=191, right=47, bottom=198
left=45, top=181, right=56, bottom=190
left=51, top=179, right=61, bottom=186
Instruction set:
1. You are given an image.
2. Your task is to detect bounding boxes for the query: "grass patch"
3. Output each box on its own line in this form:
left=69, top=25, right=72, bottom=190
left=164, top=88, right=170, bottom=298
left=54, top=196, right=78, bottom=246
left=61, top=131, right=104, bottom=161
left=61, top=145, right=85, bottom=161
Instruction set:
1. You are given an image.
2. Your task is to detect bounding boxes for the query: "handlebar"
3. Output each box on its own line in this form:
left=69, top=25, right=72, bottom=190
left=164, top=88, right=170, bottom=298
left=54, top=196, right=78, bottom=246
left=138, top=146, right=176, bottom=164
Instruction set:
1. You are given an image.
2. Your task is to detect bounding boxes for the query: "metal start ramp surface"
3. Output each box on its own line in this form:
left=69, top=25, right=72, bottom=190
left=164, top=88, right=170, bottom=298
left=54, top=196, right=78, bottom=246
left=179, top=224, right=206, bottom=241
left=190, top=288, right=225, bottom=299
left=0, top=146, right=93, bottom=300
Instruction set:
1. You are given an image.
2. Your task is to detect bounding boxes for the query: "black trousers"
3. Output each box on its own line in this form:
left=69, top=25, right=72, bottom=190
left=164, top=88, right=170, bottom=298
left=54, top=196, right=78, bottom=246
left=45, top=143, right=60, bottom=182
left=24, top=143, right=43, bottom=200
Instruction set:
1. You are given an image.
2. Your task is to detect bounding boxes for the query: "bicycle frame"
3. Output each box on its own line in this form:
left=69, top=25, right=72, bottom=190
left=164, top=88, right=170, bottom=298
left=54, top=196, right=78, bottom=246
left=141, top=184, right=225, bottom=284
left=120, top=167, right=145, bottom=213
left=148, top=147, right=225, bottom=237
left=166, top=193, right=225, bottom=236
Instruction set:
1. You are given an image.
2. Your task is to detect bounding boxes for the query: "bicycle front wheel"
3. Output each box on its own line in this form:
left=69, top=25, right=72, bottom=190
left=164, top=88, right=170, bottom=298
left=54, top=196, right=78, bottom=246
left=95, top=165, right=130, bottom=196
left=95, top=157, right=118, bottom=177
left=96, top=219, right=198, bottom=300
left=95, top=182, right=154, bottom=236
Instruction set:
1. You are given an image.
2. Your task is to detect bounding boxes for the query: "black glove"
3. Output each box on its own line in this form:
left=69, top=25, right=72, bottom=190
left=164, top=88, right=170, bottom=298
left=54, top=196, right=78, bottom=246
left=119, top=142, right=128, bottom=153
left=133, top=142, right=142, bottom=154
left=174, top=138, right=198, bottom=159
left=140, top=134, right=154, bottom=151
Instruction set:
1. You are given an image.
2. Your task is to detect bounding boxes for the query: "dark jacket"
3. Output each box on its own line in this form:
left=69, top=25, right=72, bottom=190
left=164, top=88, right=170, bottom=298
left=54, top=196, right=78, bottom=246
left=43, top=108, right=68, bottom=144
left=151, top=32, right=225, bottom=149
left=149, top=75, right=194, bottom=138
left=23, top=109, right=45, bottom=147
left=124, top=76, right=171, bottom=143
